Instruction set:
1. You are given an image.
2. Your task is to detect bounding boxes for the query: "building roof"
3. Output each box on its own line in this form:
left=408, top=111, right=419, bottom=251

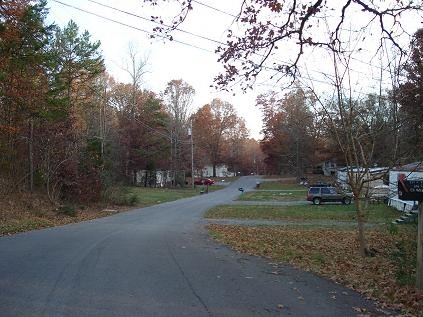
left=392, top=162, right=423, bottom=172
left=337, top=166, right=388, bottom=173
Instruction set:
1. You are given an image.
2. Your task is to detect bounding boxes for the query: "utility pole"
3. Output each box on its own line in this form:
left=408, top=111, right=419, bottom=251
left=188, top=121, right=194, bottom=189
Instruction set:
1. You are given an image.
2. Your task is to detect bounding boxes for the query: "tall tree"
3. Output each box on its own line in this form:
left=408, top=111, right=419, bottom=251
left=393, top=28, right=423, bottom=289
left=239, top=138, right=265, bottom=175
left=193, top=99, right=238, bottom=177
left=0, top=0, right=54, bottom=192
left=308, top=46, right=393, bottom=258
left=221, top=116, right=249, bottom=176
left=258, top=88, right=316, bottom=175
left=39, top=20, right=105, bottom=202
left=162, top=79, right=195, bottom=183
left=395, top=28, right=423, bottom=161
left=109, top=82, right=169, bottom=184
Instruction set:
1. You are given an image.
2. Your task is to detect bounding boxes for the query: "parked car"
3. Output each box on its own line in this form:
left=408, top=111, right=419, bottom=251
left=307, top=186, right=352, bottom=205
left=194, top=178, right=215, bottom=186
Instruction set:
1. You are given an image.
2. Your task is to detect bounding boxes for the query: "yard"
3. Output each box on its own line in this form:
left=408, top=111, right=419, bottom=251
left=206, top=181, right=423, bottom=316
left=1, top=178, right=422, bottom=315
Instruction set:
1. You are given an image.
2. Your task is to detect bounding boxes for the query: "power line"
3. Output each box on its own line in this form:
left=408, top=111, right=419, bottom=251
left=186, top=1, right=403, bottom=76
left=53, top=0, right=398, bottom=80
left=191, top=0, right=238, bottom=18
left=51, top=0, right=404, bottom=97
left=51, top=0, right=213, bottom=53
left=87, top=0, right=225, bottom=46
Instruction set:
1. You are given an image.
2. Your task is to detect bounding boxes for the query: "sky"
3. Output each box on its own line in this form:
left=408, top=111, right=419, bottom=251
left=45, top=1, right=422, bottom=140
left=45, top=0, right=265, bottom=139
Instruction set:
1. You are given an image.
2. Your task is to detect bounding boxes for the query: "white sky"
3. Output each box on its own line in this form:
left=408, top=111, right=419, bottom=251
left=46, top=1, right=422, bottom=140
left=46, top=0, right=265, bottom=139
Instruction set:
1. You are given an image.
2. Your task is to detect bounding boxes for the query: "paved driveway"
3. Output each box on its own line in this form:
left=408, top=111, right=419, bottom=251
left=0, top=176, right=392, bottom=316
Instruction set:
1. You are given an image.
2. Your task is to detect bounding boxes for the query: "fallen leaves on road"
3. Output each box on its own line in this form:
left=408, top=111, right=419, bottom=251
left=207, top=224, right=423, bottom=316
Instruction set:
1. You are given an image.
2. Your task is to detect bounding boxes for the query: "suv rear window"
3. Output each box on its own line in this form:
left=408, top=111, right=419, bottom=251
left=321, top=187, right=330, bottom=194
left=309, top=187, right=320, bottom=194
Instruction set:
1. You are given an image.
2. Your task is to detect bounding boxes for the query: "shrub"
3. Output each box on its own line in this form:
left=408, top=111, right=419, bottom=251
left=104, top=186, right=140, bottom=206
left=57, top=204, right=77, bottom=217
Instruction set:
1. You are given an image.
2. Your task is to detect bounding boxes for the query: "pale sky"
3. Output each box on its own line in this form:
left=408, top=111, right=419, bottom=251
left=46, top=1, right=422, bottom=140
left=46, top=0, right=265, bottom=139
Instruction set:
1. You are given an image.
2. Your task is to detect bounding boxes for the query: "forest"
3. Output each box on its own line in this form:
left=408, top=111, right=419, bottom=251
left=0, top=0, right=264, bottom=205
left=1, top=0, right=423, bottom=207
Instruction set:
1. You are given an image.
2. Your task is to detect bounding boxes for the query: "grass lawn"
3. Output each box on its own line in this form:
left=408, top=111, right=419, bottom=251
left=125, top=186, right=214, bottom=206
left=238, top=181, right=307, bottom=201
left=258, top=181, right=305, bottom=190
left=238, top=190, right=307, bottom=201
left=206, top=203, right=423, bottom=316
left=205, top=204, right=399, bottom=223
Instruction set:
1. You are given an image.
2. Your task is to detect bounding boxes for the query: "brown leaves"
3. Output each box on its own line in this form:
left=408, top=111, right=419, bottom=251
left=207, top=224, right=423, bottom=316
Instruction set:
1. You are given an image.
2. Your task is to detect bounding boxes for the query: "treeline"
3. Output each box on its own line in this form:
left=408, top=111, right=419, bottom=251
left=0, top=1, right=263, bottom=204
left=258, top=29, right=423, bottom=175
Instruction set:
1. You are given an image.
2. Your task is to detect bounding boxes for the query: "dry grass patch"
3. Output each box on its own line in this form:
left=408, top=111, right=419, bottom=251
left=0, top=192, right=129, bottom=236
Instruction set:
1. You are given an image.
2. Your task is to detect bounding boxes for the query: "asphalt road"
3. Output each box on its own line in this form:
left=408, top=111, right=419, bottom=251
left=0, top=176, right=392, bottom=316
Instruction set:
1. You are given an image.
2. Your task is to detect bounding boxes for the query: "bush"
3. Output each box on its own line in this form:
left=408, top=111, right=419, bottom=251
left=104, top=186, right=140, bottom=206
left=390, top=239, right=417, bottom=285
left=57, top=204, right=77, bottom=217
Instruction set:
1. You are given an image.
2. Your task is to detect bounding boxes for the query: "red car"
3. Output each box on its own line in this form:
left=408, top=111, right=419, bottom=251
left=194, top=178, right=215, bottom=185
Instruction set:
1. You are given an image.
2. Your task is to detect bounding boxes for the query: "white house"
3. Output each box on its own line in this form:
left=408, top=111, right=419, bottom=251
left=200, top=164, right=235, bottom=178
left=135, top=170, right=174, bottom=187
left=388, top=162, right=423, bottom=212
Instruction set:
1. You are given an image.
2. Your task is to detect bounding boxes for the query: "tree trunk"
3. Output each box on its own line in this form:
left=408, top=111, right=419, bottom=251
left=355, top=198, right=370, bottom=256
left=29, top=119, right=34, bottom=192
left=416, top=202, right=423, bottom=289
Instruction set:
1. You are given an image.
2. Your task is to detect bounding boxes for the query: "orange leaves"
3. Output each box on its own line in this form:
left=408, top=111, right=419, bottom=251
left=0, top=124, right=21, bottom=135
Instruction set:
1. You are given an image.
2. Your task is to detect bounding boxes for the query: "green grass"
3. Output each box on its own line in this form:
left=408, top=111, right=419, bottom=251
left=126, top=185, right=223, bottom=207
left=238, top=180, right=307, bottom=201
left=238, top=190, right=307, bottom=201
left=205, top=203, right=399, bottom=223
left=258, top=181, right=304, bottom=190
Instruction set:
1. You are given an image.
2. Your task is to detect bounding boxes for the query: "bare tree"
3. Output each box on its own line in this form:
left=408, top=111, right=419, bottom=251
left=121, top=42, right=150, bottom=116
left=122, top=42, right=149, bottom=90
left=162, top=79, right=195, bottom=184
left=143, top=0, right=422, bottom=90
left=303, top=40, right=394, bottom=256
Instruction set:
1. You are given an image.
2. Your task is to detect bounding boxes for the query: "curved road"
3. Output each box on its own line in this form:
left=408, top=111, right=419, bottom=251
left=0, top=176, right=391, bottom=316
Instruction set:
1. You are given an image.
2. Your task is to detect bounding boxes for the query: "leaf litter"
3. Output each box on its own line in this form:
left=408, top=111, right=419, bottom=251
left=207, top=224, right=422, bottom=316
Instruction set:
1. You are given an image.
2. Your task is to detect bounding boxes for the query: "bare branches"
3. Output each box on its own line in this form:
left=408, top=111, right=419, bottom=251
left=143, top=0, right=422, bottom=91
left=144, top=0, right=193, bottom=40
left=213, top=0, right=422, bottom=90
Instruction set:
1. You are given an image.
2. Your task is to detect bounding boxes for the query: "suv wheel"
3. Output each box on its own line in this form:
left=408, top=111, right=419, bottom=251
left=342, top=197, right=351, bottom=205
left=312, top=197, right=321, bottom=205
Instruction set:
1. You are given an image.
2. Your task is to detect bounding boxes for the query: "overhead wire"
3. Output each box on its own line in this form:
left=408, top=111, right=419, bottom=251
left=51, top=0, right=405, bottom=98
left=86, top=0, right=225, bottom=46
left=49, top=0, right=411, bottom=145
left=51, top=0, right=213, bottom=53
left=191, top=0, right=238, bottom=18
